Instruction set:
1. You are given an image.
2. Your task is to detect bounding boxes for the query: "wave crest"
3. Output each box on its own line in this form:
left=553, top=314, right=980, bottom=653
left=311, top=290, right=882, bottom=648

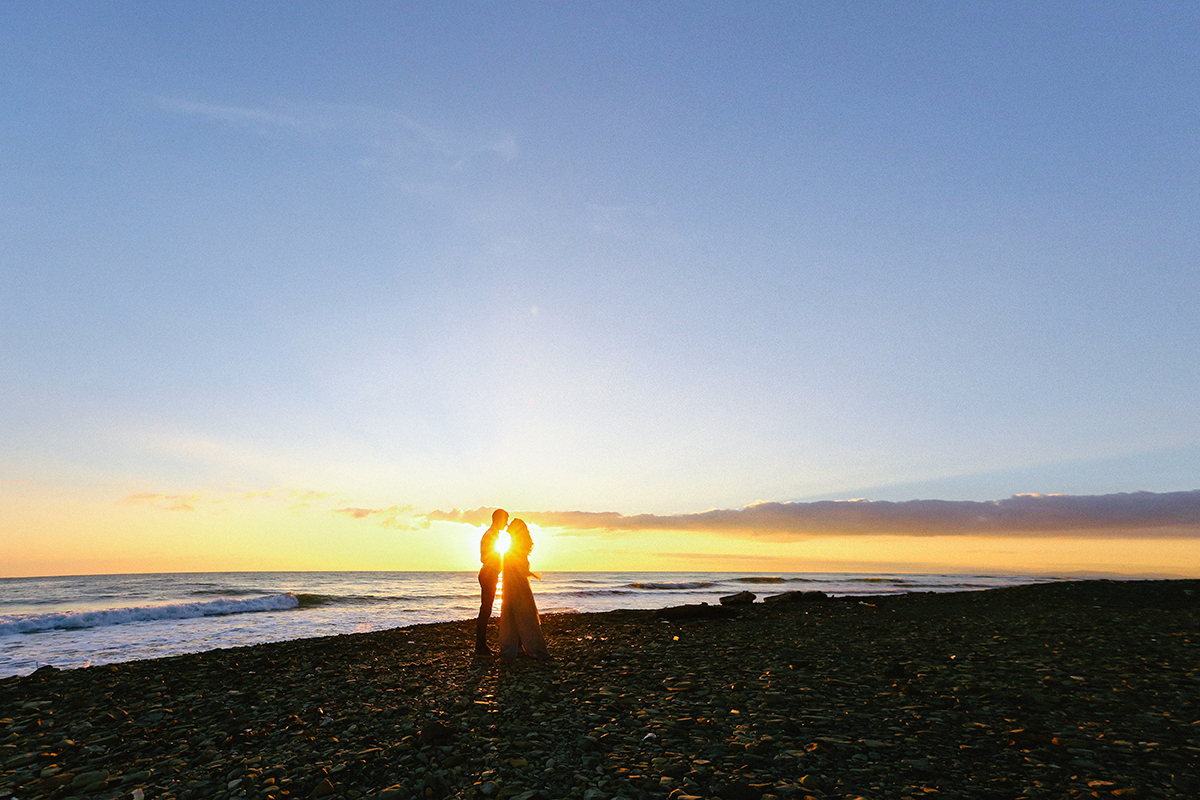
left=0, top=593, right=300, bottom=636
left=625, top=581, right=715, bottom=590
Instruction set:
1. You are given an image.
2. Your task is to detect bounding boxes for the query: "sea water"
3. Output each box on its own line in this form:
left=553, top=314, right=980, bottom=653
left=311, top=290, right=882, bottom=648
left=0, top=571, right=1063, bottom=677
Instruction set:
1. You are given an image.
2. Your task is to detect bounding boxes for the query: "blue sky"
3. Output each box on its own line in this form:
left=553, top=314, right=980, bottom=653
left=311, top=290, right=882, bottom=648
left=2, top=3, right=1199, bottom=574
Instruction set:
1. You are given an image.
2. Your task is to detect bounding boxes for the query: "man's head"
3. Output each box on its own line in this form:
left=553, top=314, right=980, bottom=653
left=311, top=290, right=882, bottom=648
left=492, top=508, right=509, bottom=528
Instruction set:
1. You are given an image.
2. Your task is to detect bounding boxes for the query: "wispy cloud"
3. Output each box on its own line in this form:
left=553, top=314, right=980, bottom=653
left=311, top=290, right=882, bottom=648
left=120, top=492, right=206, bottom=512
left=154, top=97, right=307, bottom=129
left=331, top=504, right=426, bottom=530
left=154, top=95, right=517, bottom=173
left=284, top=489, right=341, bottom=512
left=452, top=132, right=518, bottom=169
left=431, top=490, right=1200, bottom=540
left=117, top=486, right=433, bottom=531
left=425, top=507, right=504, bottom=527
left=487, top=132, right=518, bottom=162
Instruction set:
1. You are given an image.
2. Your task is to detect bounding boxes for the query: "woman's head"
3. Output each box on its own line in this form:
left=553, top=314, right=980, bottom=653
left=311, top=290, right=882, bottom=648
left=507, top=518, right=533, bottom=552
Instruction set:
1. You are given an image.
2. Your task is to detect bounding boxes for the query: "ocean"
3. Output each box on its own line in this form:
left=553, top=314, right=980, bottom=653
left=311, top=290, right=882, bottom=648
left=0, top=571, right=1063, bottom=678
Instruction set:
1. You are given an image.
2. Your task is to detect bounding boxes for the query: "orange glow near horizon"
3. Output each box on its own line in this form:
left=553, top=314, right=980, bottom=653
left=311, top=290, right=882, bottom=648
left=3, top=482, right=1200, bottom=578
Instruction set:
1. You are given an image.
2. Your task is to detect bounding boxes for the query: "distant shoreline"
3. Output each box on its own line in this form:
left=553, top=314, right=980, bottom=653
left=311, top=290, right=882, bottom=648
left=3, top=568, right=1190, bottom=581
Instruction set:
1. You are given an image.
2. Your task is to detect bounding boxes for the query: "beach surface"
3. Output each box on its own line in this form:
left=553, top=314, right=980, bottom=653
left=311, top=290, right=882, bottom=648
left=2, top=580, right=1197, bottom=800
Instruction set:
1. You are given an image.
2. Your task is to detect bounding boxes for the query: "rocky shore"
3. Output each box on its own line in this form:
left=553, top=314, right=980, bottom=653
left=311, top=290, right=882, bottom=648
left=3, top=580, right=1198, bottom=800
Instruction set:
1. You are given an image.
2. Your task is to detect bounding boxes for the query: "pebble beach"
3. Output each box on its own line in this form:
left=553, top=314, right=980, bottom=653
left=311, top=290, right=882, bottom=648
left=2, top=579, right=1197, bottom=800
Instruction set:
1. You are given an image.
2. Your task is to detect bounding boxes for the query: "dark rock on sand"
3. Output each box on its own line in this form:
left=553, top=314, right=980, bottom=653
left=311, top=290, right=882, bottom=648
left=718, top=591, right=756, bottom=605
left=654, top=602, right=736, bottom=620
left=762, top=589, right=827, bottom=603
left=420, top=720, right=455, bottom=744
left=715, top=779, right=759, bottom=800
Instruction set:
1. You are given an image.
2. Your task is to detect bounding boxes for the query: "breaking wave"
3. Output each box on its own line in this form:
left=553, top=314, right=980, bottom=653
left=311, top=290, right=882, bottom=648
left=625, top=581, right=716, bottom=590
left=0, top=594, right=301, bottom=636
left=734, top=576, right=789, bottom=584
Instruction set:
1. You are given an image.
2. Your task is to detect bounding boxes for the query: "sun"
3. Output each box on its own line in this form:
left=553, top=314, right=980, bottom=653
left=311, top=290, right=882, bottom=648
left=494, top=531, right=512, bottom=556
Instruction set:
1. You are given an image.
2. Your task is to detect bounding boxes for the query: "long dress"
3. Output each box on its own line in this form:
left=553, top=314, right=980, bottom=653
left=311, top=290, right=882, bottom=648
left=498, top=546, right=549, bottom=659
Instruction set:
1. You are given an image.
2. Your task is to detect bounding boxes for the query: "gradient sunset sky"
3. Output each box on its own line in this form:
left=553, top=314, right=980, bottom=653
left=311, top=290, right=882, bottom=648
left=3, top=3, right=1198, bottom=578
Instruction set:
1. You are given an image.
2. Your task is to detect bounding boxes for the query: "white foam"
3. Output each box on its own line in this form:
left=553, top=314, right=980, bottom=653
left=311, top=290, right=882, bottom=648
left=0, top=593, right=300, bottom=636
left=626, top=581, right=714, bottom=590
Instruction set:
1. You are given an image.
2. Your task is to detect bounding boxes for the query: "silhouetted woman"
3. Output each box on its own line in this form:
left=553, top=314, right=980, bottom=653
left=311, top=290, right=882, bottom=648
left=498, top=519, right=549, bottom=659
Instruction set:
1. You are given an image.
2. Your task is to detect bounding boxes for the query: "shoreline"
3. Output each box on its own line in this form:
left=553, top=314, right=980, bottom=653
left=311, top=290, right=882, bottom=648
left=0, top=572, right=1060, bottom=679
left=2, top=579, right=1198, bottom=799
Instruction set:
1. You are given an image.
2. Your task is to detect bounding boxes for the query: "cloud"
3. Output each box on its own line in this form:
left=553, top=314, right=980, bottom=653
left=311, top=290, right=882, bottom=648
left=117, top=486, right=434, bottom=531
left=119, top=486, right=357, bottom=519
left=120, top=492, right=204, bottom=512
left=332, top=504, right=426, bottom=531
left=487, top=133, right=518, bottom=162
left=155, top=95, right=515, bottom=175
left=449, top=131, right=520, bottom=171
left=285, top=489, right=342, bottom=512
left=425, top=507, right=502, bottom=527
left=486, top=490, right=1200, bottom=539
left=122, top=487, right=1200, bottom=541
left=154, top=97, right=306, bottom=129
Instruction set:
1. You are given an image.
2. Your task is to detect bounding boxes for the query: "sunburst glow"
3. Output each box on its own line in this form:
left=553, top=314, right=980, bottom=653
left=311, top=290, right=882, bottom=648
left=494, top=531, right=512, bottom=556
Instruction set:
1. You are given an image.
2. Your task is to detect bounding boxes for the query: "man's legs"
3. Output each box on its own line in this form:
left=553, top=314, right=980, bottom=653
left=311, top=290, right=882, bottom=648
left=475, top=570, right=497, bottom=653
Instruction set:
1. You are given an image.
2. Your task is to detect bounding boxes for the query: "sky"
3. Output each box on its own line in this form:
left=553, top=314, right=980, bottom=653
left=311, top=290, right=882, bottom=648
left=2, top=2, right=1199, bottom=578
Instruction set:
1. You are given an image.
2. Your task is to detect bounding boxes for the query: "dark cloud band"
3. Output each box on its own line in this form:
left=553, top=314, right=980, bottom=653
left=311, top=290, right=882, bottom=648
left=430, top=490, right=1200, bottom=539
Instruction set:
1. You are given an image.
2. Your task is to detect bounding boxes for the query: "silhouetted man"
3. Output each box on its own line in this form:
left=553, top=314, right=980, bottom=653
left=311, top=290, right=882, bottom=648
left=475, top=508, right=507, bottom=654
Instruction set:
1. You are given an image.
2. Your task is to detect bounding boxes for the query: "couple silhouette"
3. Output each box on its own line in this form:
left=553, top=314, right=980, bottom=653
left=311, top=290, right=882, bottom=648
left=475, top=509, right=549, bottom=659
